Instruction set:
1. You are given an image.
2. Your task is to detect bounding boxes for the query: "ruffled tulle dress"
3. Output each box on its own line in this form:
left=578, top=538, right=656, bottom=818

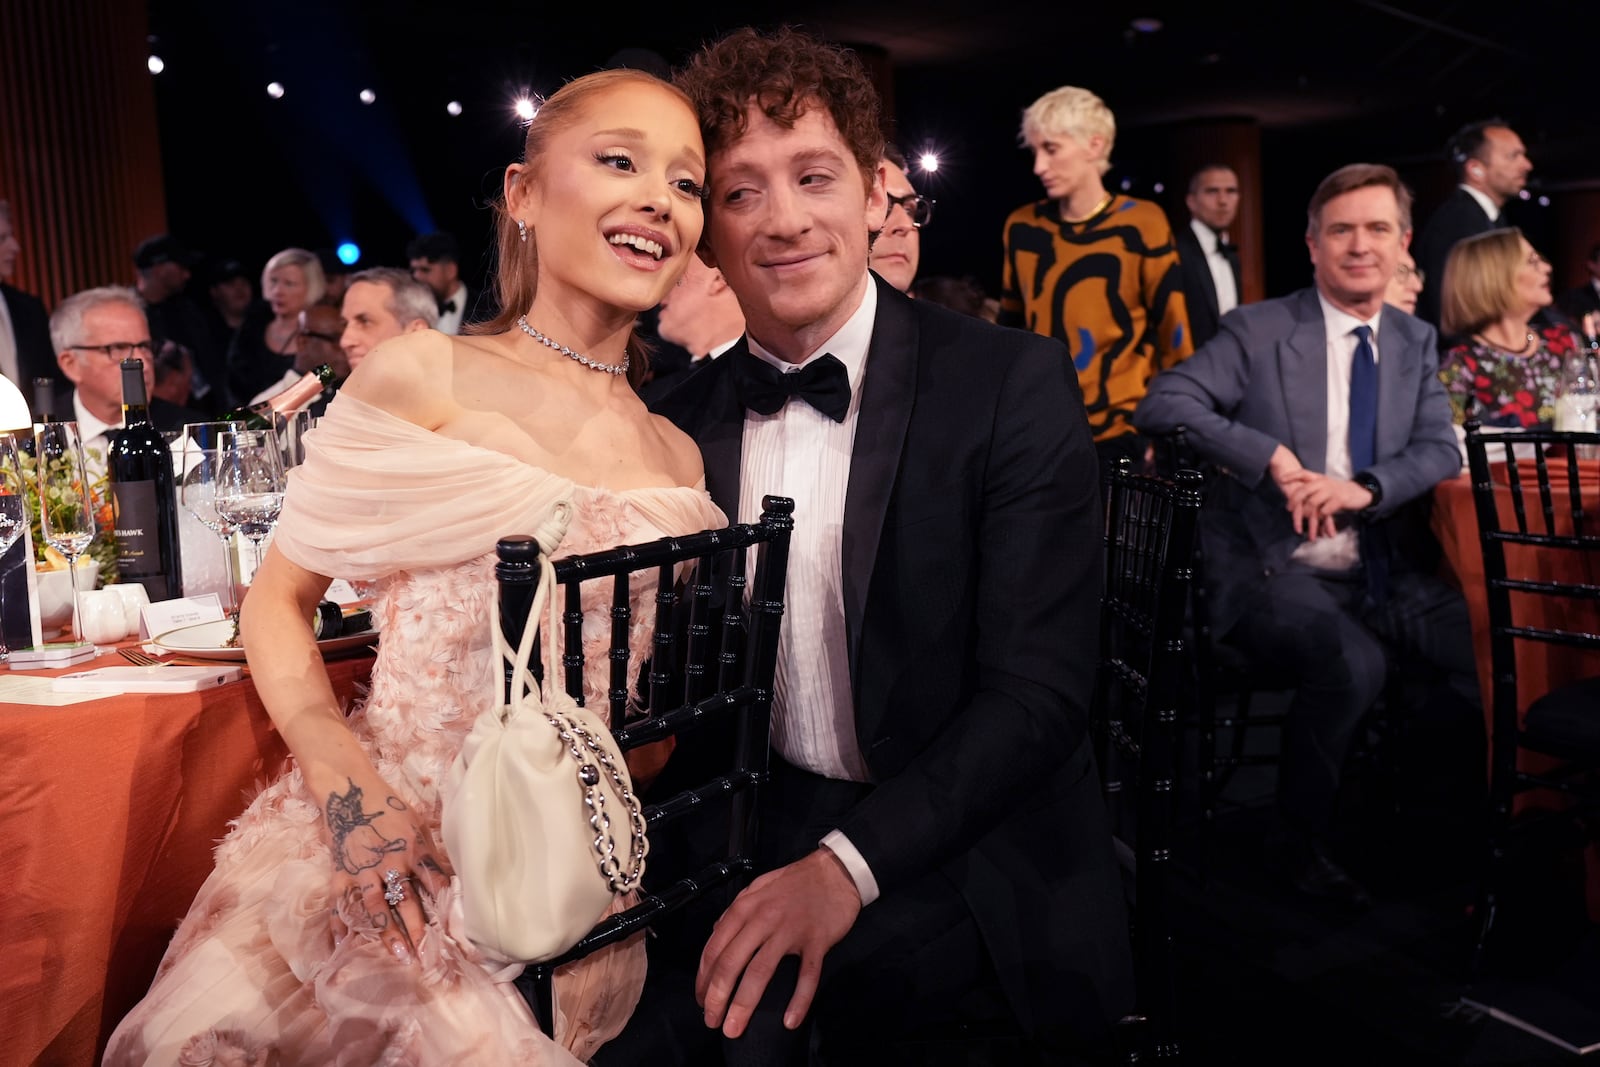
left=104, top=393, right=725, bottom=1065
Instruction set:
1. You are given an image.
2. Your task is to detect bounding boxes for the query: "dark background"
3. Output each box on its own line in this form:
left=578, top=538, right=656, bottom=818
left=146, top=0, right=1599, bottom=305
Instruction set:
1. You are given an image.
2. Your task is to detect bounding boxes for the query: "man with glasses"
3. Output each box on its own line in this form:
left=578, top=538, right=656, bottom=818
left=51, top=286, right=204, bottom=472
left=1385, top=250, right=1424, bottom=316
left=868, top=144, right=933, bottom=293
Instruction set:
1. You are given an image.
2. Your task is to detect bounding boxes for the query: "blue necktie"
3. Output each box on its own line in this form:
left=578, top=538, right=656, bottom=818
left=1348, top=325, right=1386, bottom=603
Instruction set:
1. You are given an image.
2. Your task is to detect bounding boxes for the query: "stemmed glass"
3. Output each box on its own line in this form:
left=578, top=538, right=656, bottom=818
left=179, top=421, right=246, bottom=615
left=0, top=433, right=29, bottom=660
left=213, top=428, right=285, bottom=578
left=33, top=422, right=97, bottom=644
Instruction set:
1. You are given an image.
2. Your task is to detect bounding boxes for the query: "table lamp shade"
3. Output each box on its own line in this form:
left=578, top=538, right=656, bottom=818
left=0, top=375, right=31, bottom=432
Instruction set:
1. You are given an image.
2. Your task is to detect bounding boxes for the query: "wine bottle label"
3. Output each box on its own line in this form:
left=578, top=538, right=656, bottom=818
left=111, top=479, right=169, bottom=597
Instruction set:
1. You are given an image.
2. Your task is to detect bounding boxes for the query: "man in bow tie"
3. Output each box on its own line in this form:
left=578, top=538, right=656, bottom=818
left=618, top=24, right=1131, bottom=1067
left=405, top=231, right=469, bottom=334
left=1175, top=164, right=1244, bottom=347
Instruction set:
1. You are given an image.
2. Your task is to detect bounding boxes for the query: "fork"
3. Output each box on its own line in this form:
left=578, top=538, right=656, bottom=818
left=119, top=646, right=167, bottom=667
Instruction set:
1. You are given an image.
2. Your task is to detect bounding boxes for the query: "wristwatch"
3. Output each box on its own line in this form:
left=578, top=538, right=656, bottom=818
left=1353, top=471, right=1383, bottom=516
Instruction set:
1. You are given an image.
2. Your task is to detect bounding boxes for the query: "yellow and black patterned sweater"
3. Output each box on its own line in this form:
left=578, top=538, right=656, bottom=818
left=999, top=195, right=1193, bottom=441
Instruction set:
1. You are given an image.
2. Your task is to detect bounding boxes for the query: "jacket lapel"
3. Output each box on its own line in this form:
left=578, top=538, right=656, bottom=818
left=842, top=278, right=918, bottom=680
left=1280, top=288, right=1330, bottom=474
left=691, top=345, right=748, bottom=522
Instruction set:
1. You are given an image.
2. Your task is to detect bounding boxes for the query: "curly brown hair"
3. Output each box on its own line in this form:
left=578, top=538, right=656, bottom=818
left=673, top=26, right=884, bottom=192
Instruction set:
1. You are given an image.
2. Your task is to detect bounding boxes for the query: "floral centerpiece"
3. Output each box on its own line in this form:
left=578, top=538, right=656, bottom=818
left=16, top=447, right=119, bottom=583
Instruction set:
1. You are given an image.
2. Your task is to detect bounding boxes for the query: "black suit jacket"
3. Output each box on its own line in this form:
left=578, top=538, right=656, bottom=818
left=2, top=282, right=63, bottom=403
left=1414, top=187, right=1497, bottom=327
left=651, top=275, right=1133, bottom=1043
left=1174, top=221, right=1242, bottom=348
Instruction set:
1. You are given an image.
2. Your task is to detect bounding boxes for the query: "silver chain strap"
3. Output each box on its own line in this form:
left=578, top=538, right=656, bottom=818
left=547, top=707, right=647, bottom=891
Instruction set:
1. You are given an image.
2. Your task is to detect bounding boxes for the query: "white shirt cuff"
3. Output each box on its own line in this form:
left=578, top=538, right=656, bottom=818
left=820, top=830, right=880, bottom=907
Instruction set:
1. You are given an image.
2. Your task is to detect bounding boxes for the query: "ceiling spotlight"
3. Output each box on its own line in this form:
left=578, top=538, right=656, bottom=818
left=513, top=97, right=537, bottom=122
left=446, top=100, right=463, bottom=117
left=918, top=152, right=939, bottom=173
left=337, top=242, right=361, bottom=265
left=146, top=55, right=165, bottom=75
left=1130, top=16, right=1163, bottom=32
left=1537, top=195, right=1550, bottom=207
left=1120, top=178, right=1133, bottom=191
left=266, top=81, right=285, bottom=99
left=1153, top=182, right=1166, bottom=194
left=358, top=88, right=376, bottom=105
left=1518, top=189, right=1532, bottom=201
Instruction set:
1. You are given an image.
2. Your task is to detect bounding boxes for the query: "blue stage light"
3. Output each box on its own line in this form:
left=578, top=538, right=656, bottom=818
left=337, top=242, right=360, bottom=265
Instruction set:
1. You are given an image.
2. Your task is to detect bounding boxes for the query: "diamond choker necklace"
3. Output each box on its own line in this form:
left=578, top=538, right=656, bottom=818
left=516, top=316, right=629, bottom=376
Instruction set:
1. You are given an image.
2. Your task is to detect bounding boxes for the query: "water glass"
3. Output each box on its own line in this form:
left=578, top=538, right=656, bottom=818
left=33, top=422, right=97, bottom=643
left=214, top=429, right=285, bottom=578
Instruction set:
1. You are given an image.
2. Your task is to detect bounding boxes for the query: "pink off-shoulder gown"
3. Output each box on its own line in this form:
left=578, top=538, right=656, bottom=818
left=104, top=393, right=725, bottom=1066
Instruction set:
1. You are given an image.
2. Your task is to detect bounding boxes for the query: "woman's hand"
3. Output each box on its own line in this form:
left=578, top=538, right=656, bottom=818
left=323, top=774, right=452, bottom=964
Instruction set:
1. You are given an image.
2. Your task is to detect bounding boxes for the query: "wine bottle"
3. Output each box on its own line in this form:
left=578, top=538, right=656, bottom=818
left=106, top=358, right=184, bottom=600
left=222, top=363, right=338, bottom=429
left=19, top=377, right=55, bottom=458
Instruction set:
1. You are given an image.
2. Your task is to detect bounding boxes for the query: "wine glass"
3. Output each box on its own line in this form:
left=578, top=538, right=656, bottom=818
left=179, top=421, right=246, bottom=615
left=213, top=428, right=285, bottom=578
left=33, top=422, right=97, bottom=644
left=0, top=433, right=29, bottom=660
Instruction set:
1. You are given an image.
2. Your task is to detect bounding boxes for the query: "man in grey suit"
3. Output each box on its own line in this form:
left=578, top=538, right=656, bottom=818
left=1136, top=163, right=1478, bottom=908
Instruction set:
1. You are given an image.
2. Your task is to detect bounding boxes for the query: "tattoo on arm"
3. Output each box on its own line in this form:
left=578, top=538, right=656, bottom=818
left=326, top=778, right=407, bottom=876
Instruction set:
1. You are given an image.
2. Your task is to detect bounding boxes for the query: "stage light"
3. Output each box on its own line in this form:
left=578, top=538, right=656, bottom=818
left=147, top=55, right=165, bottom=74
left=446, top=100, right=463, bottom=117
left=514, top=97, right=537, bottom=122
left=359, top=89, right=376, bottom=105
left=1153, top=182, right=1165, bottom=194
left=1120, top=178, right=1133, bottom=191
left=1538, top=195, right=1551, bottom=207
left=1518, top=189, right=1532, bottom=200
left=1130, top=16, right=1164, bottom=32
left=918, top=152, right=939, bottom=173
left=337, top=242, right=360, bottom=265
left=267, top=82, right=285, bottom=99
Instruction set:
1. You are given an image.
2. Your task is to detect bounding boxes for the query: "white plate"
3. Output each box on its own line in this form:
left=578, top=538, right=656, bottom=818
left=151, top=619, right=379, bottom=661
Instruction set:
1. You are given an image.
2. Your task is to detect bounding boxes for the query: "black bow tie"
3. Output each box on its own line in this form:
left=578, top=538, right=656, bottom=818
left=732, top=352, right=851, bottom=422
left=438, top=299, right=457, bottom=315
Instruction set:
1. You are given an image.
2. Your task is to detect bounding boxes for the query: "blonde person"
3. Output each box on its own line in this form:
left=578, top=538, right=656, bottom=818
left=106, top=68, right=722, bottom=1065
left=226, top=246, right=326, bottom=405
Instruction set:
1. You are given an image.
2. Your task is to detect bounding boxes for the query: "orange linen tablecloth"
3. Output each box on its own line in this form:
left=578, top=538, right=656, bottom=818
left=1432, top=463, right=1600, bottom=916
left=0, top=645, right=375, bottom=1067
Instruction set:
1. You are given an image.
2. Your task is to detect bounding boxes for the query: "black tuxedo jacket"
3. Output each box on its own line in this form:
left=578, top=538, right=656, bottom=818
left=650, top=274, right=1132, bottom=1042
left=1174, top=221, right=1242, bottom=347
left=3, top=282, right=62, bottom=399
left=1414, top=187, right=1497, bottom=327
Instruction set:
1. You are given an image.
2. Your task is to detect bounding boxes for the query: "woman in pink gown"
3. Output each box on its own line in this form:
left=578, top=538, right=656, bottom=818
left=105, top=68, right=721, bottom=1065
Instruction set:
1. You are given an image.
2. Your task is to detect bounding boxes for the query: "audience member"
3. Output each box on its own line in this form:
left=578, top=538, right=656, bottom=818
left=0, top=199, right=60, bottom=406
left=315, top=247, right=354, bottom=305
left=202, top=257, right=253, bottom=372
left=1175, top=164, right=1243, bottom=346
left=338, top=266, right=437, bottom=372
left=1385, top=250, right=1424, bottom=316
left=1437, top=227, right=1594, bottom=431
left=248, top=302, right=349, bottom=410
left=1556, top=241, right=1600, bottom=330
left=638, top=254, right=747, bottom=406
left=134, top=234, right=227, bottom=416
left=909, top=274, right=995, bottom=320
left=226, top=247, right=324, bottom=407
left=608, top=25, right=1133, bottom=1066
left=1135, top=162, right=1477, bottom=910
left=151, top=339, right=194, bottom=408
left=407, top=231, right=469, bottom=334
left=1413, top=118, right=1532, bottom=325
left=1000, top=84, right=1192, bottom=468
left=52, top=286, right=205, bottom=471
left=867, top=143, right=930, bottom=293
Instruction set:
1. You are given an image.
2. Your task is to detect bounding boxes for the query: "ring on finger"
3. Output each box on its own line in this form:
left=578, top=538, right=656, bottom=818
left=383, top=867, right=407, bottom=907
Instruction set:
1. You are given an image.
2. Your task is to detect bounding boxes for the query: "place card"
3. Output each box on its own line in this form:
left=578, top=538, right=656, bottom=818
left=325, top=578, right=362, bottom=605
left=140, top=593, right=226, bottom=641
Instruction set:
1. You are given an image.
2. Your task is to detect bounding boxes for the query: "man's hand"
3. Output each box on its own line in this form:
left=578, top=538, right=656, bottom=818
left=1282, top=471, right=1375, bottom=539
left=696, top=847, right=863, bottom=1038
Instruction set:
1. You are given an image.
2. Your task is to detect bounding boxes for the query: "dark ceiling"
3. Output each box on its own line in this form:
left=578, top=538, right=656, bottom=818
left=145, top=0, right=1598, bottom=296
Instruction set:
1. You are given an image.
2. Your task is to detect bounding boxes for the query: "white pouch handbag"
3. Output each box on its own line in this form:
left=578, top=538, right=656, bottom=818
left=441, top=514, right=647, bottom=965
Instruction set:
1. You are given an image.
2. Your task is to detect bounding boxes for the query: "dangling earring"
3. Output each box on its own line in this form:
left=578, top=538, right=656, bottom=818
left=516, top=218, right=528, bottom=243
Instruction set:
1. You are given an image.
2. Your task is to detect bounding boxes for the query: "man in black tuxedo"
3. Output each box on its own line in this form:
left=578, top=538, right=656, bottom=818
left=0, top=200, right=62, bottom=408
left=1413, top=119, right=1532, bottom=329
left=612, top=25, right=1132, bottom=1066
left=1174, top=164, right=1243, bottom=347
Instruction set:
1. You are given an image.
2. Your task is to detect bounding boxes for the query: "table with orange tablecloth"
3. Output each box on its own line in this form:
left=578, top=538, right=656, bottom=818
left=1432, top=462, right=1600, bottom=913
left=0, top=645, right=374, bottom=1067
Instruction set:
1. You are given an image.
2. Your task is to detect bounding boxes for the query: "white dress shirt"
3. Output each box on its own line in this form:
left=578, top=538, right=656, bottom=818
left=738, top=275, right=881, bottom=904
left=72, top=392, right=119, bottom=482
left=1188, top=218, right=1239, bottom=317
left=435, top=282, right=469, bottom=335
left=1459, top=183, right=1501, bottom=226
left=1290, top=293, right=1382, bottom=572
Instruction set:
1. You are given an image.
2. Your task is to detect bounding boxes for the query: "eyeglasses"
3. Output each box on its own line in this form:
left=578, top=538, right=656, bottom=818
left=1395, top=264, right=1425, bottom=286
left=68, top=341, right=155, bottom=361
left=298, top=329, right=344, bottom=345
left=885, top=192, right=936, bottom=229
